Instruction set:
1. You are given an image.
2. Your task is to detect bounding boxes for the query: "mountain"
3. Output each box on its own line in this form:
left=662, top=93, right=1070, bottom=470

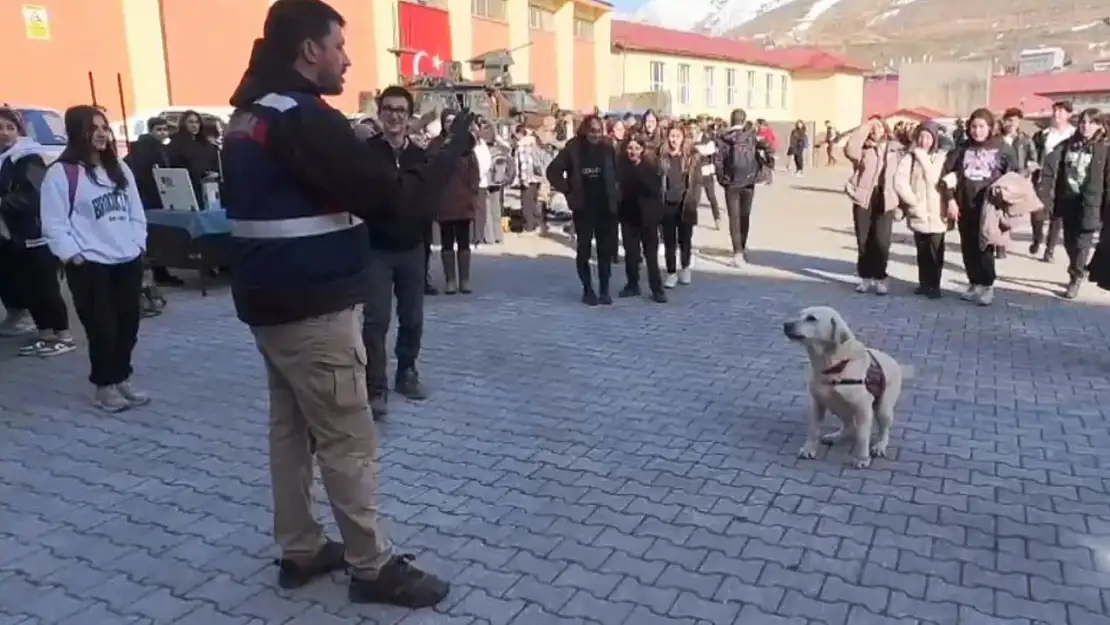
left=629, top=0, right=1110, bottom=70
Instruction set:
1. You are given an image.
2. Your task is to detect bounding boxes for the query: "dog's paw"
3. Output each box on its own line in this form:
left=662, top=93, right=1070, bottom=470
left=870, top=444, right=889, bottom=458
left=849, top=456, right=872, bottom=469
left=798, top=445, right=818, bottom=459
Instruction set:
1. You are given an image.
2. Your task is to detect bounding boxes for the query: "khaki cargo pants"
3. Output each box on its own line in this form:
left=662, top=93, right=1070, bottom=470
left=252, top=305, right=392, bottom=576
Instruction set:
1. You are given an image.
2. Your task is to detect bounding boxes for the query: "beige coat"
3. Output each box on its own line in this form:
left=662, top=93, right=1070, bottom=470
left=844, top=124, right=903, bottom=212
left=980, top=172, right=1044, bottom=251
left=893, top=148, right=949, bottom=234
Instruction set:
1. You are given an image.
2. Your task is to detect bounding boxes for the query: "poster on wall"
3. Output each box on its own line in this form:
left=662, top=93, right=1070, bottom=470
left=22, top=5, right=51, bottom=40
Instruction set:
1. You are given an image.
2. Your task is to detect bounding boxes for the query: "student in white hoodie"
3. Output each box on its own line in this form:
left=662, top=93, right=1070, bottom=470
left=0, top=107, right=75, bottom=356
left=40, top=105, right=149, bottom=413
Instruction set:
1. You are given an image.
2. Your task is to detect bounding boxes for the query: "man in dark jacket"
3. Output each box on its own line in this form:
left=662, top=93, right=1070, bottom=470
left=361, top=85, right=431, bottom=419
left=124, top=117, right=184, bottom=286
left=713, top=108, right=766, bottom=267
left=220, top=0, right=473, bottom=608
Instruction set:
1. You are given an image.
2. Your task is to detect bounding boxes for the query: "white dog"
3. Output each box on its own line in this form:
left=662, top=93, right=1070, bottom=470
left=782, top=306, right=908, bottom=468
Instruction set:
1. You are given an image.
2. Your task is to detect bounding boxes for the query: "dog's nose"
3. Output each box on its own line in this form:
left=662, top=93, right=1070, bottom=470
left=783, top=322, right=794, bottom=334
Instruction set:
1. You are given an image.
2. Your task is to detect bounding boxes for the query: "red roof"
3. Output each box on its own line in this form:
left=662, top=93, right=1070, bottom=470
left=611, top=21, right=785, bottom=69
left=762, top=47, right=869, bottom=73
left=863, top=71, right=1110, bottom=122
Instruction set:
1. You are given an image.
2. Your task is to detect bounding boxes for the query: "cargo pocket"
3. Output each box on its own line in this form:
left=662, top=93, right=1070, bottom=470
left=306, top=346, right=369, bottom=415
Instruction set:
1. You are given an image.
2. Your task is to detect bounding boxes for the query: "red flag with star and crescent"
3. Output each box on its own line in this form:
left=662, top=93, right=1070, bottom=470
left=398, top=2, right=453, bottom=78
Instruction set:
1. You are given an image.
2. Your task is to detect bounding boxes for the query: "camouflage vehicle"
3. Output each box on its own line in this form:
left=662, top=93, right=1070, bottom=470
left=405, top=50, right=555, bottom=135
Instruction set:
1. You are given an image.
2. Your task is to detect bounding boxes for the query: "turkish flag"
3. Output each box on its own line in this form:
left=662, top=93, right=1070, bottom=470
left=398, top=2, right=453, bottom=78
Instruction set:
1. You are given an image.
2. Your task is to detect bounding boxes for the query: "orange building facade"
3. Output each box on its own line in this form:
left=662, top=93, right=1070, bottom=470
left=0, top=0, right=610, bottom=122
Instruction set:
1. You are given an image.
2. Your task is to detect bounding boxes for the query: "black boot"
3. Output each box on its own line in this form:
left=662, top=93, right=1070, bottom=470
left=458, top=249, right=473, bottom=294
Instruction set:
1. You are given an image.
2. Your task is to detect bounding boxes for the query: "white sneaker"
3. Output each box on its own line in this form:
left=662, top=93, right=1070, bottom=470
left=976, top=286, right=994, bottom=306
left=856, top=279, right=873, bottom=294
left=961, top=285, right=981, bottom=301
left=731, top=253, right=745, bottom=268
left=678, top=267, right=692, bottom=285
left=664, top=273, right=679, bottom=289
left=874, top=279, right=889, bottom=295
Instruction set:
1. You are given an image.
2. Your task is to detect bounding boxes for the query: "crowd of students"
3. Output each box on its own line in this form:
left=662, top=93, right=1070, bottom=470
left=843, top=100, right=1110, bottom=305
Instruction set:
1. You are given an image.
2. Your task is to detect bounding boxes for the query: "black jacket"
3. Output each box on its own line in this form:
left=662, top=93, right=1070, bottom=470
left=1001, top=131, right=1034, bottom=174
left=618, top=157, right=663, bottom=226
left=0, top=152, right=47, bottom=246
left=1040, top=133, right=1107, bottom=232
left=124, top=134, right=171, bottom=210
left=546, top=136, right=620, bottom=216
left=364, top=134, right=429, bottom=251
left=167, top=131, right=219, bottom=203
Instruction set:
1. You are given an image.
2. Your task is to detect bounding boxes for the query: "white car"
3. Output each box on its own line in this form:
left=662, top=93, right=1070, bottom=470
left=11, top=106, right=66, bottom=161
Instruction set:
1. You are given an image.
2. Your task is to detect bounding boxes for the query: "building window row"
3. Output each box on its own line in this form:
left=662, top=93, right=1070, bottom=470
left=528, top=5, right=554, bottom=31
left=652, top=62, right=788, bottom=111
left=472, top=0, right=507, bottom=21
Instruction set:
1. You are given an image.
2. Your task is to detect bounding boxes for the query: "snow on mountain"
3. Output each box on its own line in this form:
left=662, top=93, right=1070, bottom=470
left=630, top=0, right=797, bottom=35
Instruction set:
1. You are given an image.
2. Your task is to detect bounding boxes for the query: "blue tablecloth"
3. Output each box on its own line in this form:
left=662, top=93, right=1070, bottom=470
left=145, top=209, right=229, bottom=239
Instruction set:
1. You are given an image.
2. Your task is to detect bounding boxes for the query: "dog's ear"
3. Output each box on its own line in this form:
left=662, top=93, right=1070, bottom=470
left=831, top=316, right=852, bottom=344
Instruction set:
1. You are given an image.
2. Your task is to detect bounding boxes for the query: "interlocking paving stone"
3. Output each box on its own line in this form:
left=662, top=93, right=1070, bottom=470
left=3, top=167, right=1110, bottom=624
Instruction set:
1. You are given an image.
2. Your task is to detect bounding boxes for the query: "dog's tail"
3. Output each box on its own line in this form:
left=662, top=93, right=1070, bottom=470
left=901, top=364, right=916, bottom=381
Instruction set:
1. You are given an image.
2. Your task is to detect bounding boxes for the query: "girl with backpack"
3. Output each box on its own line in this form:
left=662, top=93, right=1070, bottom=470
left=0, top=107, right=74, bottom=357
left=40, top=105, right=150, bottom=413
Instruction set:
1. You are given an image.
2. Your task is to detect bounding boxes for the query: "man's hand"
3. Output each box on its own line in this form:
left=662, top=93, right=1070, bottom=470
left=946, top=199, right=960, bottom=222
left=447, top=110, right=477, bottom=147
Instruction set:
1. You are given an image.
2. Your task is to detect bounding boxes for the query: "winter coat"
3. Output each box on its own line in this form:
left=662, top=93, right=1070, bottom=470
left=1037, top=133, right=1107, bottom=232
left=124, top=134, right=171, bottom=210
left=545, top=136, right=620, bottom=216
left=428, top=135, right=481, bottom=222
left=618, top=157, right=665, bottom=227
left=893, top=147, right=949, bottom=234
left=0, top=137, right=51, bottom=247
left=844, top=125, right=904, bottom=213
left=660, top=150, right=704, bottom=226
left=980, top=172, right=1043, bottom=251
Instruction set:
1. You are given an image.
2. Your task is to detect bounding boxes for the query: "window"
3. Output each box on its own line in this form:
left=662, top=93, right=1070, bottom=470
left=765, top=73, right=774, bottom=108
left=529, top=5, right=554, bottom=31
left=471, top=0, right=506, bottom=20
left=649, top=61, right=665, bottom=92
left=15, top=108, right=66, bottom=146
left=678, top=63, right=691, bottom=105
left=573, top=17, right=593, bottom=39
left=780, top=75, right=788, bottom=109
left=745, top=70, right=755, bottom=108
left=725, top=69, right=737, bottom=107
left=704, top=66, right=715, bottom=107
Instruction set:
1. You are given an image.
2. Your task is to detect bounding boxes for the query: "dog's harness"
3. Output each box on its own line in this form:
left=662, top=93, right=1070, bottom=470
left=821, top=350, right=886, bottom=404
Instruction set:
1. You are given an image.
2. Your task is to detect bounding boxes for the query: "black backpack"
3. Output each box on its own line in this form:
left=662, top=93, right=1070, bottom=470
left=724, top=132, right=760, bottom=187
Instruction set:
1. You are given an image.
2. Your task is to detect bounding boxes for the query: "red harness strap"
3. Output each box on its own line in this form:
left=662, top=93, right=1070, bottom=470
left=822, top=351, right=886, bottom=403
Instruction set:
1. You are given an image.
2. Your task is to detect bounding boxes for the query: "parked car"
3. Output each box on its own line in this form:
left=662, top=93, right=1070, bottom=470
left=8, top=106, right=66, bottom=161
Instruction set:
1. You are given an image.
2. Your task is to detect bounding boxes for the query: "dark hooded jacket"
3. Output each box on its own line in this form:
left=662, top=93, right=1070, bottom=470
left=546, top=135, right=620, bottom=217
left=222, top=38, right=473, bottom=326
left=1038, top=130, right=1107, bottom=232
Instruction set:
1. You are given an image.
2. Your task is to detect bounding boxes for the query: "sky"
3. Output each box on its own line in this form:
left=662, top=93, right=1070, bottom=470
left=610, top=0, right=643, bottom=13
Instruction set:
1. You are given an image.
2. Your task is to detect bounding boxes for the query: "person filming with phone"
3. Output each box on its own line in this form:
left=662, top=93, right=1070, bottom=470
left=220, top=0, right=475, bottom=609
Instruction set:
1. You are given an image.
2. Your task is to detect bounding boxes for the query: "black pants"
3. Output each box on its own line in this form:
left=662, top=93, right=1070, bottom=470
left=573, top=210, right=616, bottom=293
left=621, top=219, right=662, bottom=293
left=852, top=204, right=894, bottom=280
left=792, top=152, right=804, bottom=173
left=20, top=245, right=69, bottom=332
left=701, top=177, right=721, bottom=222
left=0, top=242, right=27, bottom=312
left=724, top=185, right=755, bottom=254
left=65, top=258, right=143, bottom=387
left=661, top=211, right=693, bottom=273
left=439, top=220, right=471, bottom=252
left=913, top=232, right=945, bottom=290
left=1062, top=222, right=1096, bottom=281
left=958, top=210, right=996, bottom=287
left=1031, top=211, right=1062, bottom=252
left=520, top=183, right=542, bottom=232
left=362, top=246, right=425, bottom=396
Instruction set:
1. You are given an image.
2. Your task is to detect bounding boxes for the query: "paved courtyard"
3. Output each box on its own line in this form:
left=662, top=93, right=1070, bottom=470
left=3, top=166, right=1110, bottom=625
